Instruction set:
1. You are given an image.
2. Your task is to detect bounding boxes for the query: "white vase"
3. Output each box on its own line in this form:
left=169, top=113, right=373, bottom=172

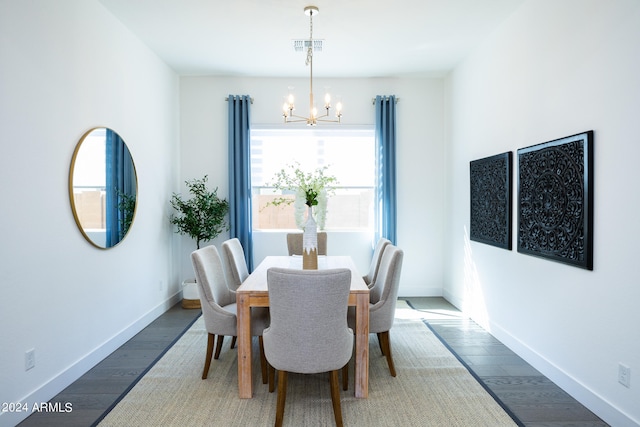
left=302, top=205, right=318, bottom=270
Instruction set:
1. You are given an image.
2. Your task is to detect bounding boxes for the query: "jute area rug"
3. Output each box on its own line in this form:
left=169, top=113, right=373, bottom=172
left=99, top=301, right=517, bottom=426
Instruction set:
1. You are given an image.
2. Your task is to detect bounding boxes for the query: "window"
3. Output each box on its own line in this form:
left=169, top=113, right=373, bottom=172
left=71, top=129, right=107, bottom=230
left=251, top=127, right=375, bottom=230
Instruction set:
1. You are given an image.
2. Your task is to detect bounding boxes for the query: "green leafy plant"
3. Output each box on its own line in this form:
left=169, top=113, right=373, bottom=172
left=267, top=162, right=338, bottom=207
left=169, top=175, right=229, bottom=249
left=116, top=189, right=136, bottom=240
left=266, top=162, right=338, bottom=229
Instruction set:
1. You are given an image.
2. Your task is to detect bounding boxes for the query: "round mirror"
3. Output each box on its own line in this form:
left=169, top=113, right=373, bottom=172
left=69, top=127, right=137, bottom=248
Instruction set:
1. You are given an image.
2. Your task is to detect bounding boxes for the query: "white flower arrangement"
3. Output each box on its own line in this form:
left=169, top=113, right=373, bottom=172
left=267, top=162, right=337, bottom=230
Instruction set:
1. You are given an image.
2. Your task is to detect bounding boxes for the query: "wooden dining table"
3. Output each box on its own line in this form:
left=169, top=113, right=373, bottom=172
left=236, top=255, right=370, bottom=398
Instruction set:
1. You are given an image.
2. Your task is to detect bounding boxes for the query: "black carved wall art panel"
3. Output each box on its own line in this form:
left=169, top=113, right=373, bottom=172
left=517, top=131, right=593, bottom=270
left=470, top=152, right=512, bottom=250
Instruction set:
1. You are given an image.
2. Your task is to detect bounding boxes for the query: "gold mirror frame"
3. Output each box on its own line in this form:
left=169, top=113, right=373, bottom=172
left=69, top=127, right=138, bottom=249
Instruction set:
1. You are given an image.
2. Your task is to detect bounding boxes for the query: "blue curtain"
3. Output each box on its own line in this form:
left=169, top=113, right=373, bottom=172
left=228, top=95, right=254, bottom=271
left=374, top=95, right=397, bottom=245
left=105, top=129, right=135, bottom=247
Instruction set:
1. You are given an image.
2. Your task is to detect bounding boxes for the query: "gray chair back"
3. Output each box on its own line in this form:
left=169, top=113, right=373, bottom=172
left=221, top=238, right=249, bottom=291
left=190, top=245, right=237, bottom=336
left=368, top=245, right=404, bottom=333
left=191, top=245, right=270, bottom=380
left=286, top=232, right=327, bottom=256
left=363, top=237, right=392, bottom=286
left=263, top=267, right=353, bottom=374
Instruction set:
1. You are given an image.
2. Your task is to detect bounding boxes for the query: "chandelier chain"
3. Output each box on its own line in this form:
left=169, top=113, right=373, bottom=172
left=305, top=10, right=313, bottom=66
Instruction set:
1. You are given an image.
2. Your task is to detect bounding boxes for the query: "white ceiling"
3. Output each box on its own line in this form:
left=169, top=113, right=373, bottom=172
left=99, top=0, right=525, bottom=78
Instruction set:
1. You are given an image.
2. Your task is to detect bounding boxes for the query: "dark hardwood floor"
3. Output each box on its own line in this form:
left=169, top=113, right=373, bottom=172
left=16, top=298, right=608, bottom=427
left=17, top=303, right=201, bottom=427
left=406, top=298, right=608, bottom=427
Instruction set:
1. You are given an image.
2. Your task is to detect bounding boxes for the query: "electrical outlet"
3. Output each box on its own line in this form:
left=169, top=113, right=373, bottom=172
left=25, top=349, right=35, bottom=371
left=618, top=363, right=631, bottom=388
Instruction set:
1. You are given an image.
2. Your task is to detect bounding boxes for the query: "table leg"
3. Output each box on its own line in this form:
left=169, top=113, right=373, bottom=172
left=237, top=293, right=253, bottom=398
left=354, top=293, right=369, bottom=398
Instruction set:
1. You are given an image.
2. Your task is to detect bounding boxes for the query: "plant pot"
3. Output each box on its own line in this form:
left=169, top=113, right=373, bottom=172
left=182, top=279, right=201, bottom=309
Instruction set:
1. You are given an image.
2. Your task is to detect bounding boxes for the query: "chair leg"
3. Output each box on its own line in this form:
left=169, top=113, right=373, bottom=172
left=230, top=336, right=237, bottom=349
left=379, top=331, right=396, bottom=377
left=341, top=363, right=349, bottom=391
left=259, top=336, right=268, bottom=384
left=214, top=335, right=225, bottom=359
left=275, top=370, right=288, bottom=427
left=377, top=332, right=385, bottom=355
left=329, top=370, right=344, bottom=427
left=202, top=333, right=215, bottom=379
left=268, top=364, right=276, bottom=393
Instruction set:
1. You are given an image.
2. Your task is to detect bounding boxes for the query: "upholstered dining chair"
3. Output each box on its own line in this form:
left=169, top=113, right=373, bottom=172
left=363, top=237, right=392, bottom=288
left=221, top=237, right=249, bottom=292
left=348, top=244, right=404, bottom=377
left=191, top=245, right=269, bottom=381
left=286, top=232, right=327, bottom=256
left=263, top=267, right=353, bottom=427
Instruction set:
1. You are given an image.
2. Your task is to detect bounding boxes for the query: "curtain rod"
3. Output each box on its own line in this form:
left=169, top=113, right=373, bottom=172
left=225, top=96, right=254, bottom=104
left=371, top=97, right=399, bottom=104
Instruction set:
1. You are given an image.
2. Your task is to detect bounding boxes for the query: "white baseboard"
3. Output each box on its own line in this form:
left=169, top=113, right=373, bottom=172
left=440, top=289, right=637, bottom=426
left=442, top=288, right=463, bottom=310
left=488, top=320, right=638, bottom=427
left=399, top=286, right=442, bottom=297
left=1, top=292, right=182, bottom=427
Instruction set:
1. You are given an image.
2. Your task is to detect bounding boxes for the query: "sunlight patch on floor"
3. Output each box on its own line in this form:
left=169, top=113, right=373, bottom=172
left=395, top=301, right=429, bottom=320
left=395, top=298, right=465, bottom=320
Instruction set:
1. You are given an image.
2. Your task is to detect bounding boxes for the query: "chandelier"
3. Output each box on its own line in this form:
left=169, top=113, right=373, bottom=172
left=282, top=6, right=342, bottom=126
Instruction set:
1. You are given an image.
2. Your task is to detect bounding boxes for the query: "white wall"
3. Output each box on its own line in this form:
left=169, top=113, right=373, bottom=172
left=445, top=0, right=640, bottom=424
left=0, top=2, right=180, bottom=426
left=178, top=76, right=446, bottom=296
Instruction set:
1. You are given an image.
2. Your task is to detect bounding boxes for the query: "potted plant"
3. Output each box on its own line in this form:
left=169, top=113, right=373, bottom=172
left=169, top=175, right=229, bottom=308
left=267, top=162, right=338, bottom=230
left=267, top=162, right=338, bottom=269
left=116, top=189, right=136, bottom=240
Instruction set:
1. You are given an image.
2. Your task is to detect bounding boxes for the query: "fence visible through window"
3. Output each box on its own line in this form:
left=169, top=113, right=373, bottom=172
left=250, top=127, right=375, bottom=231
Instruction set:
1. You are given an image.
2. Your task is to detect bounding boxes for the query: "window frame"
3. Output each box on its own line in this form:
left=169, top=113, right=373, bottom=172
left=250, top=125, right=375, bottom=232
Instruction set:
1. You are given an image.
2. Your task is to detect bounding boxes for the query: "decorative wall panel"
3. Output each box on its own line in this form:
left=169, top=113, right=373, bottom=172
left=470, top=152, right=512, bottom=250
left=517, top=131, right=594, bottom=270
